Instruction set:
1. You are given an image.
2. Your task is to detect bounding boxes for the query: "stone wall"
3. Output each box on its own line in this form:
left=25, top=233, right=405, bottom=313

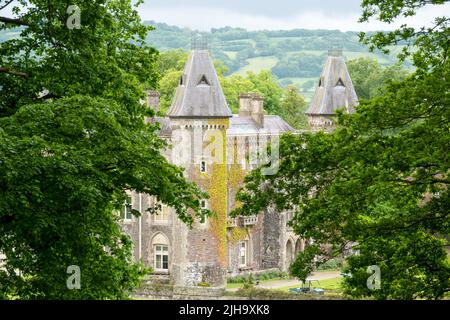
left=119, top=115, right=303, bottom=291
left=261, top=208, right=283, bottom=270
left=134, top=283, right=224, bottom=300
left=172, top=262, right=227, bottom=287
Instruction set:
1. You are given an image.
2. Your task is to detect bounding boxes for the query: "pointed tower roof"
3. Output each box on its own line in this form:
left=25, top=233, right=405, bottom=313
left=306, top=52, right=358, bottom=116
left=168, top=50, right=232, bottom=118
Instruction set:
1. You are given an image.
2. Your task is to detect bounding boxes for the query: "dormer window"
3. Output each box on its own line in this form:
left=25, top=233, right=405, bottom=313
left=197, top=75, right=210, bottom=86
left=336, top=78, right=345, bottom=87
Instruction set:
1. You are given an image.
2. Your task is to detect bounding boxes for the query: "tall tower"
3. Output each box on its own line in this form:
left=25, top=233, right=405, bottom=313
left=306, top=49, right=358, bottom=131
left=168, top=47, right=232, bottom=288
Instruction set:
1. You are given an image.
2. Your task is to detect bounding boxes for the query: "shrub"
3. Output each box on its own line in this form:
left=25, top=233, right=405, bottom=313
left=233, top=287, right=344, bottom=300
left=317, top=259, right=343, bottom=271
left=227, top=270, right=291, bottom=284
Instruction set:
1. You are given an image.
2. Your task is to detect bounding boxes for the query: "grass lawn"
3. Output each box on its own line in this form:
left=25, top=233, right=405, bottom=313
left=227, top=272, right=342, bottom=290
left=226, top=283, right=245, bottom=289
left=277, top=277, right=343, bottom=292
left=226, top=277, right=289, bottom=289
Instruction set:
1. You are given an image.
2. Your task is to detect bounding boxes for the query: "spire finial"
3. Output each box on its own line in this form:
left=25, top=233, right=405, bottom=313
left=191, top=33, right=209, bottom=50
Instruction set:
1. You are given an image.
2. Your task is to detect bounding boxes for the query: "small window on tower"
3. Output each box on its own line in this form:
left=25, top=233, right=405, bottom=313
left=319, top=77, right=324, bottom=87
left=180, top=75, right=185, bottom=86
left=197, top=75, right=210, bottom=86
left=336, top=78, right=345, bottom=87
left=200, top=160, right=207, bottom=173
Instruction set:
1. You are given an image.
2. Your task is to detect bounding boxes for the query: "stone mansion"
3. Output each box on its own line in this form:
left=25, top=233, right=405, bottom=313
left=120, top=47, right=358, bottom=289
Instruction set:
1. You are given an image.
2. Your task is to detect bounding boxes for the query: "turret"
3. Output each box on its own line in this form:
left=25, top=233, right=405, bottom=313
left=305, top=49, right=358, bottom=131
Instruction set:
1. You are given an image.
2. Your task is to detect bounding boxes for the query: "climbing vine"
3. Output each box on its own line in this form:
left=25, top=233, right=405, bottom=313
left=205, top=119, right=229, bottom=267
left=227, top=141, right=249, bottom=244
left=229, top=227, right=248, bottom=244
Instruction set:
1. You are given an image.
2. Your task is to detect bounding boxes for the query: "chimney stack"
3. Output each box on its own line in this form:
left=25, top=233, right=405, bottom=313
left=239, top=93, right=264, bottom=127
left=239, top=93, right=253, bottom=117
left=146, top=90, right=160, bottom=113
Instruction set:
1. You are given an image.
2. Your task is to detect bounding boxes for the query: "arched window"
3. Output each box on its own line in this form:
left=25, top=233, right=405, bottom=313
left=152, top=233, right=169, bottom=272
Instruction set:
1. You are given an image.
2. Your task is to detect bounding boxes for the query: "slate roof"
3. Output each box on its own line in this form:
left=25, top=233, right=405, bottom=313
left=154, top=115, right=294, bottom=138
left=167, top=50, right=232, bottom=118
left=227, top=115, right=295, bottom=136
left=306, top=55, right=358, bottom=116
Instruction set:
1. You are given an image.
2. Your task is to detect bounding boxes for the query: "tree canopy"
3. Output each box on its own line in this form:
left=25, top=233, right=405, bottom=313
left=347, top=57, right=410, bottom=100
left=0, top=0, right=205, bottom=299
left=232, top=0, right=450, bottom=299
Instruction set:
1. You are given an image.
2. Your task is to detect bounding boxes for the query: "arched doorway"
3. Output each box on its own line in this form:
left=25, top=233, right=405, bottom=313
left=286, top=240, right=294, bottom=270
left=295, top=238, right=304, bottom=256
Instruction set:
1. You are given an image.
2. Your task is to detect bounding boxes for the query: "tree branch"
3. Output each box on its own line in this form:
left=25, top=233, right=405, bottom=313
left=0, top=67, right=29, bottom=78
left=0, top=16, right=29, bottom=26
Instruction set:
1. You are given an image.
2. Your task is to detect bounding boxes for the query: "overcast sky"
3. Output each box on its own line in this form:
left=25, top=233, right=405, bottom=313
left=1, top=0, right=448, bottom=31
left=138, top=0, right=450, bottom=31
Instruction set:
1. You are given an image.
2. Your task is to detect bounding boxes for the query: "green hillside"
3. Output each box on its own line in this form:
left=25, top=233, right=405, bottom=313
left=144, top=22, right=409, bottom=93
left=0, top=22, right=410, bottom=95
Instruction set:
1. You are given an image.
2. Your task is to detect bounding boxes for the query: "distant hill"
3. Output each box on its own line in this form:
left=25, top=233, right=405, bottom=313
left=143, top=21, right=410, bottom=96
left=1, top=22, right=408, bottom=95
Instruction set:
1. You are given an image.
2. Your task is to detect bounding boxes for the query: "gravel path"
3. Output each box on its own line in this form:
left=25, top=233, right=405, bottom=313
left=259, top=271, right=341, bottom=289
left=227, top=271, right=341, bottom=292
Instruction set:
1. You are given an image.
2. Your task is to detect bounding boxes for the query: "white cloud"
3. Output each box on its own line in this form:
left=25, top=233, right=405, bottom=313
left=2, top=0, right=447, bottom=32
left=139, top=4, right=450, bottom=31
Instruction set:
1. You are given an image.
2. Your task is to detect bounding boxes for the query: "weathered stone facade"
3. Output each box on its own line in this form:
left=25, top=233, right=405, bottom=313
left=121, top=48, right=357, bottom=295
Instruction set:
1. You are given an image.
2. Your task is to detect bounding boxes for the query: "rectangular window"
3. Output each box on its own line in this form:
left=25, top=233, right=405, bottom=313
left=154, top=245, right=169, bottom=271
left=121, top=196, right=133, bottom=221
left=199, top=200, right=208, bottom=225
left=239, top=241, right=248, bottom=267
left=154, top=204, right=169, bottom=223
left=200, top=160, right=207, bottom=173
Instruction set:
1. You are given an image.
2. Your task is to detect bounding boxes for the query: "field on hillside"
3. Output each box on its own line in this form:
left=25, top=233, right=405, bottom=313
left=235, top=56, right=279, bottom=75
left=142, top=22, right=410, bottom=98
left=1, top=22, right=410, bottom=100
